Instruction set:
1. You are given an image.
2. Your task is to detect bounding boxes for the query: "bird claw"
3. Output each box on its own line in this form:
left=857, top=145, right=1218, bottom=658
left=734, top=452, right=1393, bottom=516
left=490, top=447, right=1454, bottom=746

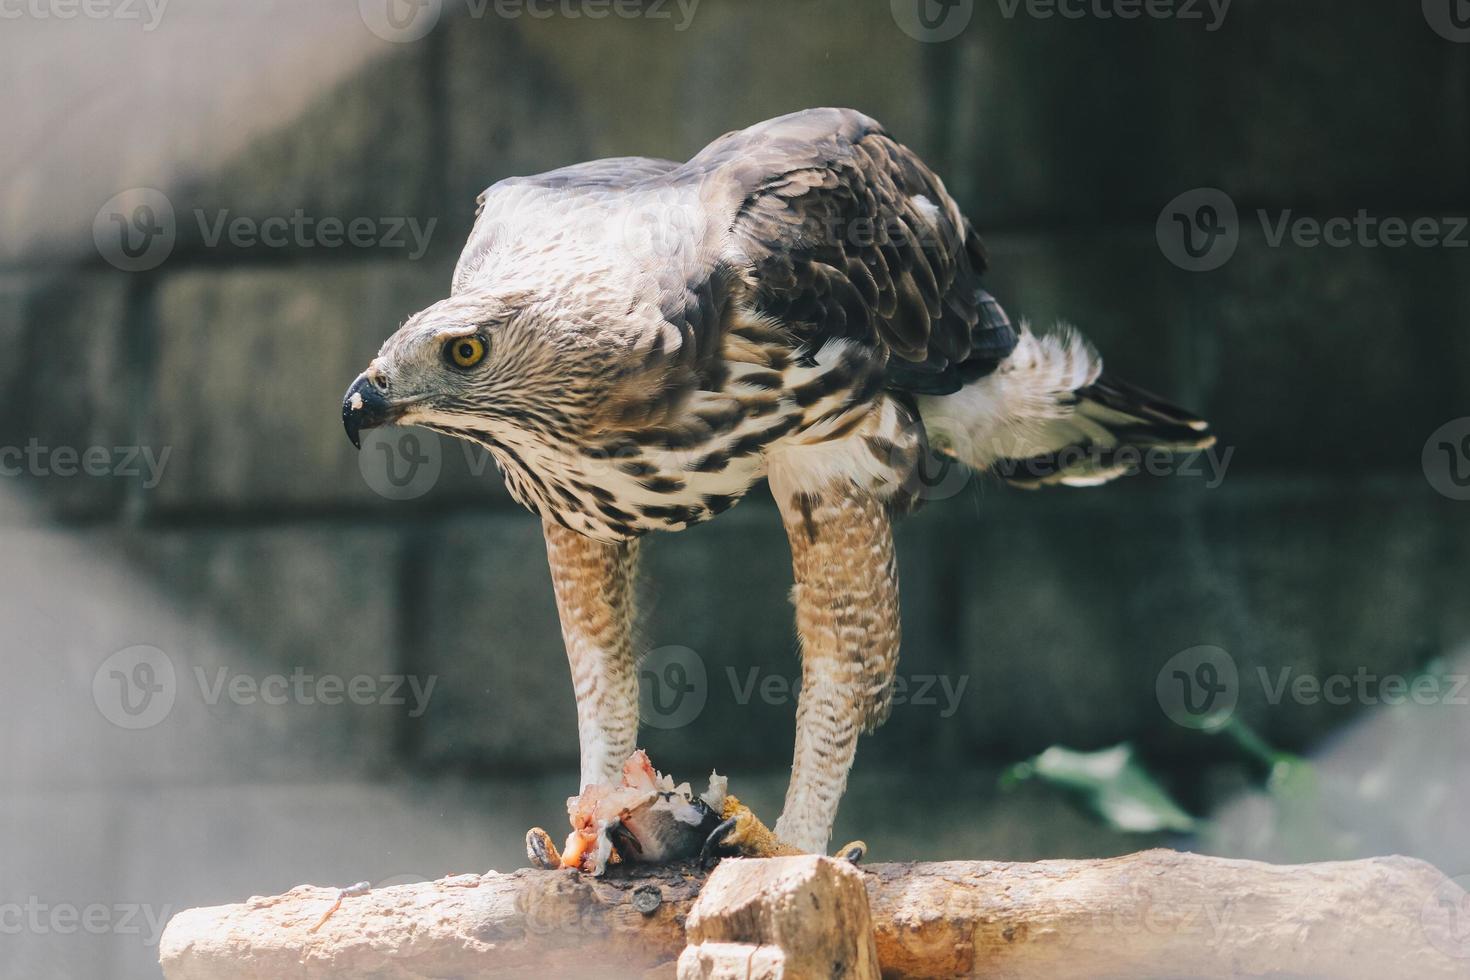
left=697, top=798, right=869, bottom=867
left=697, top=794, right=809, bottom=864
left=526, top=827, right=562, bottom=870
left=607, top=819, right=643, bottom=859
left=699, top=816, right=740, bottom=869
left=527, top=761, right=872, bottom=875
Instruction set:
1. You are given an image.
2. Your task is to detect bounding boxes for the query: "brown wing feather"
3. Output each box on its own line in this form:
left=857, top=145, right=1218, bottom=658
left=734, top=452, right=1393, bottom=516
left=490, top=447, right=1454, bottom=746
left=682, top=108, right=1017, bottom=391
left=459, top=110, right=1016, bottom=416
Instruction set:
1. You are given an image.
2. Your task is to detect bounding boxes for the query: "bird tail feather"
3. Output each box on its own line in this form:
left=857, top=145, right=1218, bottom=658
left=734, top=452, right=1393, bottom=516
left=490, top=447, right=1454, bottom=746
left=915, top=323, right=1213, bottom=489
left=999, top=374, right=1214, bottom=489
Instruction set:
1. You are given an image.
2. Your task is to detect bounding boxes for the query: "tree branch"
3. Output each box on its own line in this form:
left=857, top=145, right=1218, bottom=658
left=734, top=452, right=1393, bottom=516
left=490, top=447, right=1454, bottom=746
left=159, top=849, right=1470, bottom=979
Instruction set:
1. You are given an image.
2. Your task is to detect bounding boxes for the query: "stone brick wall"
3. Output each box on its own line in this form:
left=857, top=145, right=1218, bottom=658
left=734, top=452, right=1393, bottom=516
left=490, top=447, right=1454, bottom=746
left=8, top=6, right=1470, bottom=978
left=5, top=0, right=1468, bottom=785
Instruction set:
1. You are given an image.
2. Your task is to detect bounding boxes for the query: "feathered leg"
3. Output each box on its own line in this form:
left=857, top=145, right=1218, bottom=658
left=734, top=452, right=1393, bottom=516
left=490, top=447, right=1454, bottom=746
left=769, top=485, right=900, bottom=854
left=543, top=519, right=641, bottom=790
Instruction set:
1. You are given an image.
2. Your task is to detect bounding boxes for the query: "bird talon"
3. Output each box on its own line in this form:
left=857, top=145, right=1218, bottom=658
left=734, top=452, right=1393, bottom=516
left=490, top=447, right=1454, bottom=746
left=608, top=819, right=644, bottom=859
left=699, top=816, right=740, bottom=869
left=705, top=794, right=804, bottom=860
left=526, top=827, right=562, bottom=870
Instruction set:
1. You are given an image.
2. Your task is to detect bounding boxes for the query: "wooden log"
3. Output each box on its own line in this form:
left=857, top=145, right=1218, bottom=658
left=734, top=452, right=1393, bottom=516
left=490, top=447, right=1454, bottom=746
left=863, top=850, right=1470, bottom=979
left=159, top=849, right=1470, bottom=979
left=677, top=856, right=880, bottom=979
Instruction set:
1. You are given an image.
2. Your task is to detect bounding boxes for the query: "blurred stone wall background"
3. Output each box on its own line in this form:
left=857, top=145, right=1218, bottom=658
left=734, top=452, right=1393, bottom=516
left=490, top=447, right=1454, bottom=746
left=2, top=1, right=1468, bottom=977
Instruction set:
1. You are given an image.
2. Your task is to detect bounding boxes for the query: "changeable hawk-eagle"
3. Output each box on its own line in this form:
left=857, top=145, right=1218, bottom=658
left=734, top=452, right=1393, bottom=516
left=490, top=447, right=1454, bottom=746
left=343, top=108, right=1211, bottom=854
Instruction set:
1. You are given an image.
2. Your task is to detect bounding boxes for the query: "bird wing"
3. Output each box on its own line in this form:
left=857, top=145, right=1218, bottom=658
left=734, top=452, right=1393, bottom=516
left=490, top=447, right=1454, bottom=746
left=455, top=153, right=742, bottom=429
left=451, top=110, right=1016, bottom=402
left=686, top=107, right=1018, bottom=395
left=453, top=155, right=682, bottom=295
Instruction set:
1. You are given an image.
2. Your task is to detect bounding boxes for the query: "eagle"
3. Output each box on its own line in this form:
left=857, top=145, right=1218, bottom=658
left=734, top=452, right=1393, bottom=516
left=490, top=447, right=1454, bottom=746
left=342, top=108, right=1211, bottom=856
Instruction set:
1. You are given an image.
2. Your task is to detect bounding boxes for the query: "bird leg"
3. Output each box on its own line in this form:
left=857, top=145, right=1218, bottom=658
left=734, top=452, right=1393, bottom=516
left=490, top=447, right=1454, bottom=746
left=769, top=485, right=900, bottom=854
left=542, top=520, right=642, bottom=791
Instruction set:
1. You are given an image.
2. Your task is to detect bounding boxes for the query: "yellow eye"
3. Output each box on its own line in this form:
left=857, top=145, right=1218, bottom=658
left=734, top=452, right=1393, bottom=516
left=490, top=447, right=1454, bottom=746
left=445, top=335, right=487, bottom=369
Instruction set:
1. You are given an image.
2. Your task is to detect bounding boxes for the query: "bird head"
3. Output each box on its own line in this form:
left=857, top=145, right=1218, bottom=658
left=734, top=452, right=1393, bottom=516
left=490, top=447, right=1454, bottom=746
left=343, top=258, right=706, bottom=456
left=342, top=288, right=610, bottom=451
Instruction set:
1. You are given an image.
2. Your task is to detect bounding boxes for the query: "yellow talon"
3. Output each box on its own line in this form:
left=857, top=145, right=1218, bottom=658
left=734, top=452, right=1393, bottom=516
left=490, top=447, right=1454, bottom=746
left=714, top=795, right=802, bottom=858
left=711, top=796, right=869, bottom=863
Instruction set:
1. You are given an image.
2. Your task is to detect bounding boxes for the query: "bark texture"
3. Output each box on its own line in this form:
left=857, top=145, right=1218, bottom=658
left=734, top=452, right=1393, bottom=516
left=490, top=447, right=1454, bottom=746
left=159, top=849, right=1470, bottom=979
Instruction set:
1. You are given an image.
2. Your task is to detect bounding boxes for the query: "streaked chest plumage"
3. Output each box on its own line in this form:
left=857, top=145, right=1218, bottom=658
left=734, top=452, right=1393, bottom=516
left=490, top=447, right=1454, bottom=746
left=451, top=324, right=923, bottom=542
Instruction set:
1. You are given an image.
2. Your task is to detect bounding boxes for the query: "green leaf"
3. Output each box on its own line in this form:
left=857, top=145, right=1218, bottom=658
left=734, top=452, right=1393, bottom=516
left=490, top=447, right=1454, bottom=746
left=1215, top=717, right=1314, bottom=799
left=1005, top=743, right=1197, bottom=833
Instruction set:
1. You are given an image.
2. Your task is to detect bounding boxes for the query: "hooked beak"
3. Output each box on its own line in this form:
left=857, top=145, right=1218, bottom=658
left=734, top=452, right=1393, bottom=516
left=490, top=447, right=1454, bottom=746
left=342, top=374, right=400, bottom=450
